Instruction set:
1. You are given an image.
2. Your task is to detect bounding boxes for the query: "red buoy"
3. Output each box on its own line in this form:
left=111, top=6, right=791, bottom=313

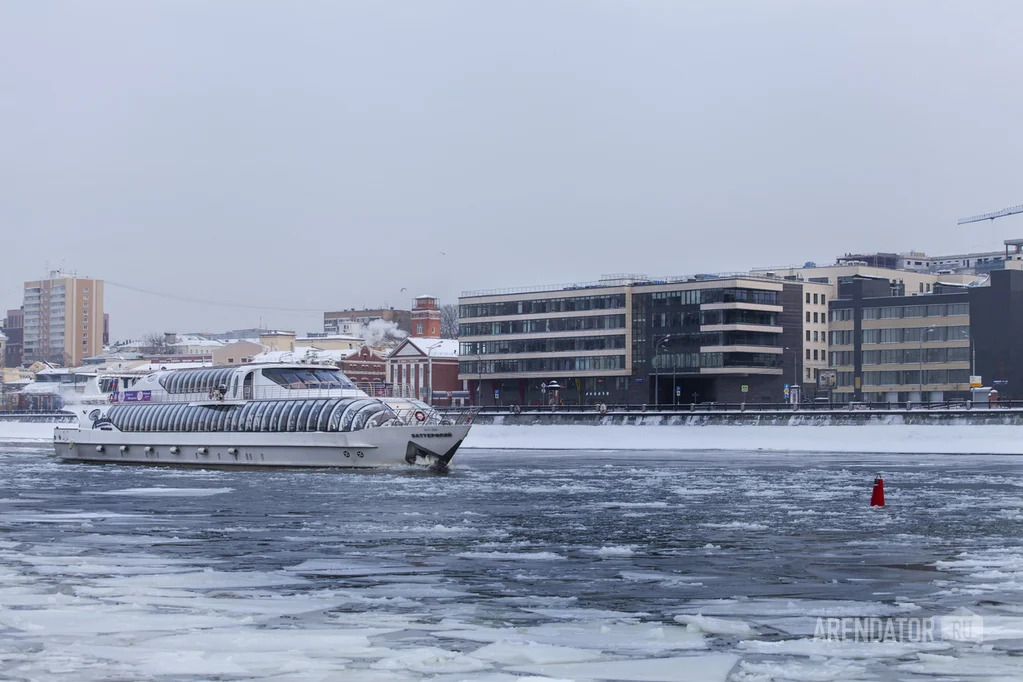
left=870, top=474, right=885, bottom=507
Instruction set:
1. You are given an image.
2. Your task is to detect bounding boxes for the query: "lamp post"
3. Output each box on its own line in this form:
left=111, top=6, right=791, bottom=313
left=471, top=352, right=483, bottom=406
left=653, top=334, right=671, bottom=407
left=960, top=329, right=975, bottom=378
left=959, top=329, right=975, bottom=397
left=918, top=326, right=936, bottom=401
left=426, top=341, right=443, bottom=406
left=783, top=347, right=800, bottom=404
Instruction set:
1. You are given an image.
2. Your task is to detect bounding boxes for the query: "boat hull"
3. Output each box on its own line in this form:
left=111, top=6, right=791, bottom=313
left=53, top=424, right=469, bottom=470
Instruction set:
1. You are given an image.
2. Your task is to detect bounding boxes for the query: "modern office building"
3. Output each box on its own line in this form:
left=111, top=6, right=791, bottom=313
left=827, top=270, right=1023, bottom=403
left=459, top=277, right=631, bottom=405
left=22, top=273, right=104, bottom=366
left=458, top=274, right=817, bottom=405
left=828, top=276, right=971, bottom=403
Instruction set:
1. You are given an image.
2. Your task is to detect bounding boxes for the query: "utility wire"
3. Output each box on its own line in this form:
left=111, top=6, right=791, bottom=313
left=104, top=280, right=326, bottom=314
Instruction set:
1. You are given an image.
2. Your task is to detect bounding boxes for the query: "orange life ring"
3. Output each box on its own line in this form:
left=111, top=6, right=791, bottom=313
left=414, top=410, right=426, bottom=422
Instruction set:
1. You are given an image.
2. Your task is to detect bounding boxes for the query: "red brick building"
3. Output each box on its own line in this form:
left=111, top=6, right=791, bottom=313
left=338, top=345, right=389, bottom=395
left=411, top=296, right=441, bottom=338
left=387, top=338, right=467, bottom=405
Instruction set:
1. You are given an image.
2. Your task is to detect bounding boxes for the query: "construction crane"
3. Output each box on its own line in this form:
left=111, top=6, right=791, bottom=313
left=958, top=203, right=1023, bottom=225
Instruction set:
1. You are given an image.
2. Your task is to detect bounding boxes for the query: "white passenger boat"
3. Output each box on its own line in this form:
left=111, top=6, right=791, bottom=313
left=54, top=363, right=473, bottom=470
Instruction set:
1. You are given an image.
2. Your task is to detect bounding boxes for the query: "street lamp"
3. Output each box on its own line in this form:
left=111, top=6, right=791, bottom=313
left=653, top=334, right=671, bottom=407
left=426, top=341, right=443, bottom=406
left=471, top=352, right=483, bottom=405
left=960, top=329, right=975, bottom=379
left=783, top=347, right=800, bottom=403
left=918, top=326, right=936, bottom=401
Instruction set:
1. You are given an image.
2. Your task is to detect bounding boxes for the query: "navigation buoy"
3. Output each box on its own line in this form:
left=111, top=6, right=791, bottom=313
left=870, top=474, right=885, bottom=507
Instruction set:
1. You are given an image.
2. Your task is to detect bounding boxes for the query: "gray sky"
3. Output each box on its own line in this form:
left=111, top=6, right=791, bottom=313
left=2, top=1, right=1022, bottom=340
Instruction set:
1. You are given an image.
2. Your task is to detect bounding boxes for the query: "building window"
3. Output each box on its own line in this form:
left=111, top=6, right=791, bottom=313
left=813, top=349, right=819, bottom=360
left=813, top=312, right=818, bottom=323
left=813, top=331, right=819, bottom=342
left=821, top=294, right=825, bottom=304
left=805, top=293, right=810, bottom=303
left=805, top=330, right=810, bottom=341
left=813, top=293, right=818, bottom=304
left=805, top=311, right=810, bottom=322
left=805, top=348, right=811, bottom=359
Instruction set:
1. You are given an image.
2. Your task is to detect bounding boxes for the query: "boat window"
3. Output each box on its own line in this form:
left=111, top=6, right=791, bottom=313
left=340, top=399, right=375, bottom=432
left=262, top=367, right=356, bottom=390
left=251, top=402, right=271, bottom=432
left=327, top=399, right=355, bottom=431
left=262, top=401, right=283, bottom=432
left=142, top=406, right=154, bottom=431
left=240, top=403, right=257, bottom=431
left=283, top=401, right=304, bottom=432
left=156, top=404, right=171, bottom=431
left=197, top=405, right=213, bottom=431
left=351, top=403, right=379, bottom=430
left=167, top=404, right=183, bottom=432
left=306, top=401, right=329, bottom=432
left=352, top=403, right=394, bottom=430
left=125, top=405, right=139, bottom=432
left=179, top=405, right=193, bottom=432
left=296, top=401, right=316, bottom=432
left=318, top=399, right=341, bottom=431
left=212, top=406, right=228, bottom=431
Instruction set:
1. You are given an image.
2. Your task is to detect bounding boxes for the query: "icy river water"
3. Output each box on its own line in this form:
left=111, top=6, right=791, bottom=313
left=2, top=442, right=1023, bottom=681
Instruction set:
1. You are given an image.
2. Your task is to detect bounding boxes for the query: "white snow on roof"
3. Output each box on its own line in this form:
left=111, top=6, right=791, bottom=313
left=130, top=361, right=212, bottom=373
left=404, top=338, right=459, bottom=357
left=171, top=336, right=225, bottom=348
left=251, top=346, right=359, bottom=365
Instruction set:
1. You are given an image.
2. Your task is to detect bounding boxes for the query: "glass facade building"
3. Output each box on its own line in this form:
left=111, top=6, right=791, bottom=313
left=459, top=275, right=804, bottom=406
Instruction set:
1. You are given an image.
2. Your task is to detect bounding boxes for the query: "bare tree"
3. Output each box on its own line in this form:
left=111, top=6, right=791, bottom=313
left=440, top=304, right=459, bottom=339
left=143, top=332, right=171, bottom=355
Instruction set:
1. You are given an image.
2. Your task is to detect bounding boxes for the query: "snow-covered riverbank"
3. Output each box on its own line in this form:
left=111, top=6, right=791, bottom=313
left=0, top=422, right=61, bottom=442
left=462, top=423, right=1023, bottom=455
left=4, top=420, right=1020, bottom=455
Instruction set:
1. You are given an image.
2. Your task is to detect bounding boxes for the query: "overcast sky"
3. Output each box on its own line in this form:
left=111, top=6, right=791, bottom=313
left=2, top=1, right=1022, bottom=340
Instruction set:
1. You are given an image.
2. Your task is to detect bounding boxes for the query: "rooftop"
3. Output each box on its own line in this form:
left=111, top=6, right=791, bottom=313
left=461, top=271, right=791, bottom=299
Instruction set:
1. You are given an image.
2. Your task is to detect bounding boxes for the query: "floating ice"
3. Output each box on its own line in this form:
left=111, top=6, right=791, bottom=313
left=93, top=487, right=233, bottom=497
left=674, top=614, right=755, bottom=636
left=507, top=653, right=739, bottom=682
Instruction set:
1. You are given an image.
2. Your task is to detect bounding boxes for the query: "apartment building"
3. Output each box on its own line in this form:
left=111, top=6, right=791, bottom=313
left=22, top=273, right=104, bottom=366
